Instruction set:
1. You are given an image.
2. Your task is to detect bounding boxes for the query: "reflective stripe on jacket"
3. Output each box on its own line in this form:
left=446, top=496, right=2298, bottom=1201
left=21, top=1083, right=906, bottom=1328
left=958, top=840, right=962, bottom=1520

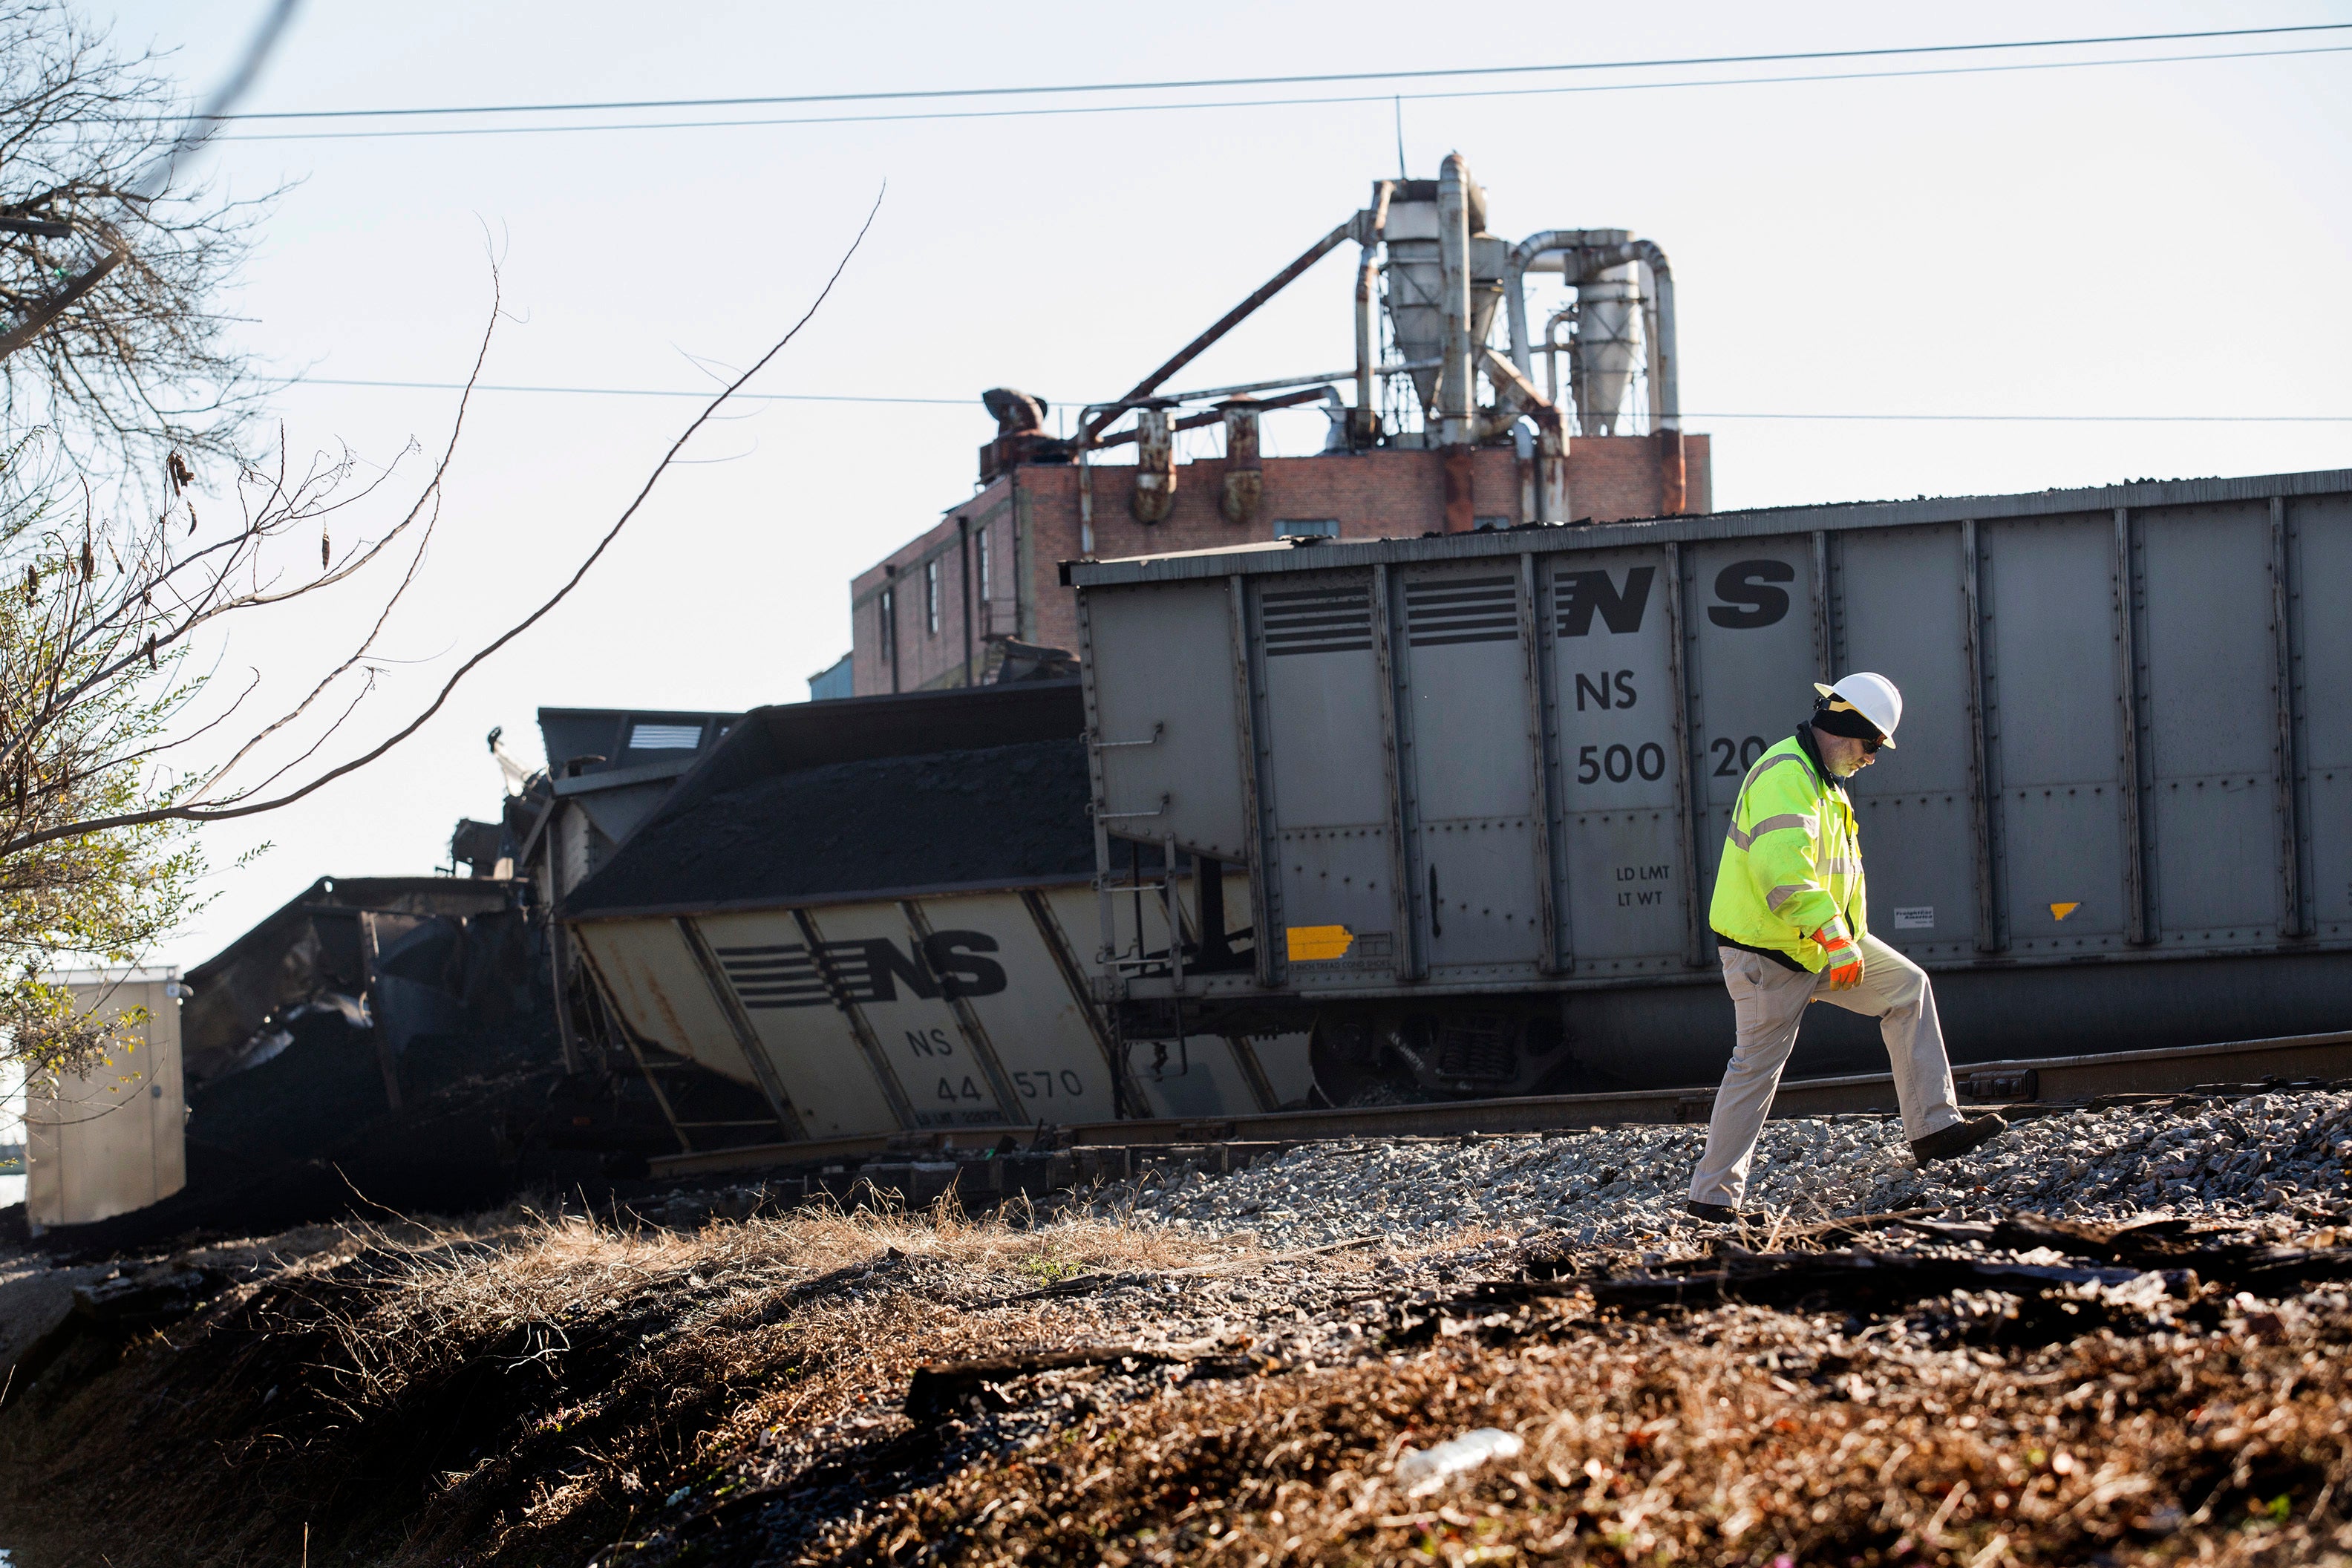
left=1707, top=728, right=1866, bottom=973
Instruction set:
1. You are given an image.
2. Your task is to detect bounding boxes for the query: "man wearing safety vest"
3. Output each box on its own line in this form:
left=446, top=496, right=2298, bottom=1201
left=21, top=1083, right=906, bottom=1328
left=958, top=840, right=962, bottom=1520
left=1686, top=673, right=2008, bottom=1224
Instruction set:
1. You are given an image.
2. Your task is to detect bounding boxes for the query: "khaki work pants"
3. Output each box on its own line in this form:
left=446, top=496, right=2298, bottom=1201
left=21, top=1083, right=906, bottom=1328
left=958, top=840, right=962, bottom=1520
left=1688, top=935, right=1966, bottom=1210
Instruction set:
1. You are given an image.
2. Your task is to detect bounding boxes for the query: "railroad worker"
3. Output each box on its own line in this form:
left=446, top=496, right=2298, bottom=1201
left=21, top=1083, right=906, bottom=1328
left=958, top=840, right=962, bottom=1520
left=1685, top=673, right=2007, bottom=1224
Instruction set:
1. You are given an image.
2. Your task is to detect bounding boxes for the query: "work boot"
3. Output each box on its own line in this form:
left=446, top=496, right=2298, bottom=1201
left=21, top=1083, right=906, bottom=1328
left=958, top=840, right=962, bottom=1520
left=1684, top=1198, right=1740, bottom=1225
left=1910, top=1112, right=2008, bottom=1166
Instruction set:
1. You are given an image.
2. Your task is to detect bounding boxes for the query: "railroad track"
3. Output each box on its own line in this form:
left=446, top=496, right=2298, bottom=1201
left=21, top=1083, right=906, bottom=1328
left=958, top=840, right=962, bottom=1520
left=644, top=1027, right=2352, bottom=1198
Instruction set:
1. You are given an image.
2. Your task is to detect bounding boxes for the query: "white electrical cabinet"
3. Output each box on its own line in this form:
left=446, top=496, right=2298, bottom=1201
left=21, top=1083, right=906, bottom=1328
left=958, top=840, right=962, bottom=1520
left=24, top=968, right=186, bottom=1231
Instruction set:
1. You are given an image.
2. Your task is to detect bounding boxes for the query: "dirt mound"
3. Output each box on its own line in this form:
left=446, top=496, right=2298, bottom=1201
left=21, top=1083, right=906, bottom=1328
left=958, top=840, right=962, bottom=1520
left=9, top=1194, right=2352, bottom=1567
left=0, top=1199, right=1216, bottom=1567
left=805, top=1292, right=2351, bottom=1567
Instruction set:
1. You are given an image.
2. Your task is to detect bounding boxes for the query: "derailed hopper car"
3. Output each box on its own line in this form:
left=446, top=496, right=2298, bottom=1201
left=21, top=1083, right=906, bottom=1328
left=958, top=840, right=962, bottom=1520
left=1070, top=469, right=2352, bottom=1102
left=558, top=682, right=1308, bottom=1147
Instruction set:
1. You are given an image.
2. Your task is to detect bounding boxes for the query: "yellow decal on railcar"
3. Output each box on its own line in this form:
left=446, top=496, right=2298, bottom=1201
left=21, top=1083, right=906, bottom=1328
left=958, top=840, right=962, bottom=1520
left=1285, top=924, right=1356, bottom=961
left=2051, top=901, right=2080, bottom=921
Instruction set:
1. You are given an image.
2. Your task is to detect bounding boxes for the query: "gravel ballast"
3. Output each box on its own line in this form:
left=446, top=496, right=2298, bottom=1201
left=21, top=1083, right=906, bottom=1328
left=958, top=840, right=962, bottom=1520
left=1094, top=1091, right=2352, bottom=1247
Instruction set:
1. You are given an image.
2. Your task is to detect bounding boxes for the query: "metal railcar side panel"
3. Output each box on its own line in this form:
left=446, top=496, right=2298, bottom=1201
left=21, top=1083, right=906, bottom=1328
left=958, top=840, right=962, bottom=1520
left=773, top=901, right=1022, bottom=1130
left=1130, top=1034, right=1273, bottom=1118
left=1393, top=564, right=1548, bottom=973
left=1033, top=883, right=1292, bottom=1116
left=933, top=890, right=1121, bottom=1123
left=1074, top=471, right=2352, bottom=1056
left=685, top=909, right=912, bottom=1137
left=1543, top=546, right=1688, bottom=976
left=1838, top=522, right=1980, bottom=962
left=1250, top=573, right=1402, bottom=987
left=1978, top=514, right=2133, bottom=954
left=571, top=918, right=761, bottom=1087
left=1085, top=583, right=1252, bottom=864
left=1682, top=535, right=1823, bottom=915
left=2300, top=496, right=2352, bottom=938
left=2137, top=500, right=2287, bottom=946
left=580, top=886, right=1286, bottom=1142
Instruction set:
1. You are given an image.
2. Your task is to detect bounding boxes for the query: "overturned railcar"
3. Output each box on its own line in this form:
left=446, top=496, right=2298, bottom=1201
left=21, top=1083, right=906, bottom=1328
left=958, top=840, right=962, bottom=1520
left=1071, top=469, right=2352, bottom=1100
left=558, top=682, right=1310, bottom=1149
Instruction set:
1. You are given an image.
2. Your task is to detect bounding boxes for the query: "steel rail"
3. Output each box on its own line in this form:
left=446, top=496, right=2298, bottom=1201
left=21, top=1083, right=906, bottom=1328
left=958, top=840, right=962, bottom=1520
left=647, top=1026, right=2352, bottom=1180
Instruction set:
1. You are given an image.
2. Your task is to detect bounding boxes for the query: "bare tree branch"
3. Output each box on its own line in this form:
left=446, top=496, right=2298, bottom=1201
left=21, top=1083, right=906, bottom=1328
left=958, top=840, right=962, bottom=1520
left=0, top=0, right=300, bottom=485
left=0, top=183, right=885, bottom=858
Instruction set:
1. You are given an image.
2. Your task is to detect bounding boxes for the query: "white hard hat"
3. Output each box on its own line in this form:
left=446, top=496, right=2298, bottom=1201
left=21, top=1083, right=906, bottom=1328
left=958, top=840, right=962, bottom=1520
left=1812, top=672, right=1902, bottom=748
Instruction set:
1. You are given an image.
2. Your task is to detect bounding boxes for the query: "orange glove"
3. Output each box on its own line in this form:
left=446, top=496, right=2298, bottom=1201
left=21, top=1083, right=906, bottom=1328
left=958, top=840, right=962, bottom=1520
left=1815, top=927, right=1863, bottom=990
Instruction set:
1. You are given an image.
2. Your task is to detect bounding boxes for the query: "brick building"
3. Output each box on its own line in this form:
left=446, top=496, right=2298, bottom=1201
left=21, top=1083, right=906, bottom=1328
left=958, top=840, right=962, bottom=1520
left=843, top=153, right=1713, bottom=696
left=848, top=433, right=1710, bottom=696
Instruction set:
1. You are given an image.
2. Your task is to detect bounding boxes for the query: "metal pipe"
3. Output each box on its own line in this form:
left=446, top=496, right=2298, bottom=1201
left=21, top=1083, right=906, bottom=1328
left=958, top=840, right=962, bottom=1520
left=1543, top=307, right=1574, bottom=409
left=1639, top=266, right=1665, bottom=435
left=1503, top=229, right=1621, bottom=380
left=1514, top=423, right=1535, bottom=523
left=1479, top=347, right=1569, bottom=523
left=1098, top=359, right=1441, bottom=416
left=1075, top=402, right=1122, bottom=556
left=957, top=514, right=974, bottom=688
left=1090, top=382, right=1368, bottom=448
left=1082, top=215, right=1358, bottom=443
left=1436, top=154, right=1474, bottom=449
left=1219, top=397, right=1263, bottom=526
left=1131, top=406, right=1176, bottom=524
left=1354, top=180, right=1395, bottom=446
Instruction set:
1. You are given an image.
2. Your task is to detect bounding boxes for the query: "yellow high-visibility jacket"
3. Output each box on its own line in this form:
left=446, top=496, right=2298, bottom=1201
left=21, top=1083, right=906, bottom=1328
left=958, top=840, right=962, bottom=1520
left=1708, top=729, right=1866, bottom=973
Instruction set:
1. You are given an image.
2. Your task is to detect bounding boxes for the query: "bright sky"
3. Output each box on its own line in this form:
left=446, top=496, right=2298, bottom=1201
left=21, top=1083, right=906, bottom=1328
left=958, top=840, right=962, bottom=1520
left=82, top=0, right=2352, bottom=968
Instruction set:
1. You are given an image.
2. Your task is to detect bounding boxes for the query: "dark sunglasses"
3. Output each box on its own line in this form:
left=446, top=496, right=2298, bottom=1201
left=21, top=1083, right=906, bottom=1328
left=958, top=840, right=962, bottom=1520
left=1861, top=736, right=1886, bottom=754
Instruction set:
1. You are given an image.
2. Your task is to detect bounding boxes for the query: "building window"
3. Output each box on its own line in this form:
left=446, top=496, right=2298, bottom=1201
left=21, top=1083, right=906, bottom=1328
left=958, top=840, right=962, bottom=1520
left=925, top=560, right=941, bottom=635
left=1274, top=518, right=1339, bottom=540
left=880, top=588, right=895, bottom=662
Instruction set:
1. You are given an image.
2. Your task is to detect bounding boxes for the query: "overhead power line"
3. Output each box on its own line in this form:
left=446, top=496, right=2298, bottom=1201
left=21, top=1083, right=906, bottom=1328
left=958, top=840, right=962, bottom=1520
left=304, top=378, right=972, bottom=405
left=299, top=379, right=2352, bottom=423
left=209, top=23, right=2350, bottom=121
left=213, top=43, right=2352, bottom=144
left=1685, top=411, right=2352, bottom=425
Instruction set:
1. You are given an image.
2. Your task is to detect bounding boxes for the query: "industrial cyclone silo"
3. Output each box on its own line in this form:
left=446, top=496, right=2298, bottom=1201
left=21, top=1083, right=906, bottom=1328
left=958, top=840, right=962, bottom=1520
left=1574, top=261, right=1644, bottom=435
left=1380, top=160, right=1506, bottom=431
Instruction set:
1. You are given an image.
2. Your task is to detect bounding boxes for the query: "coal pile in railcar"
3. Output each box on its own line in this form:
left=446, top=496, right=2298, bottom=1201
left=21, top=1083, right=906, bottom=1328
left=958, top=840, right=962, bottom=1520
left=566, top=737, right=1090, bottom=915
left=562, top=679, right=1090, bottom=918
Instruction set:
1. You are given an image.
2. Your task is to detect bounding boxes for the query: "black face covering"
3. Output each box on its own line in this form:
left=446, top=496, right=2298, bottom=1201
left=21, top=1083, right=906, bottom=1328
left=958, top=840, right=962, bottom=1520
left=1812, top=699, right=1884, bottom=744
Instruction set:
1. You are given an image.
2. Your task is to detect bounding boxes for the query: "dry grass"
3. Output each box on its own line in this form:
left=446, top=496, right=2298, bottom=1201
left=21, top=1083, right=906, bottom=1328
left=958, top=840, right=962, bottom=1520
left=16, top=1193, right=2352, bottom=1568
left=0, top=1192, right=1244, bottom=1567
left=801, top=1289, right=2352, bottom=1567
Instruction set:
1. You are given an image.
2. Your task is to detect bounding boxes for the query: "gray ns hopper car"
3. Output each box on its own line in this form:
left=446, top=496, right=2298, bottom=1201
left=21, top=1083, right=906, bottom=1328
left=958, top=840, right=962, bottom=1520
left=1070, top=469, right=2352, bottom=1102
left=558, top=682, right=1309, bottom=1148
